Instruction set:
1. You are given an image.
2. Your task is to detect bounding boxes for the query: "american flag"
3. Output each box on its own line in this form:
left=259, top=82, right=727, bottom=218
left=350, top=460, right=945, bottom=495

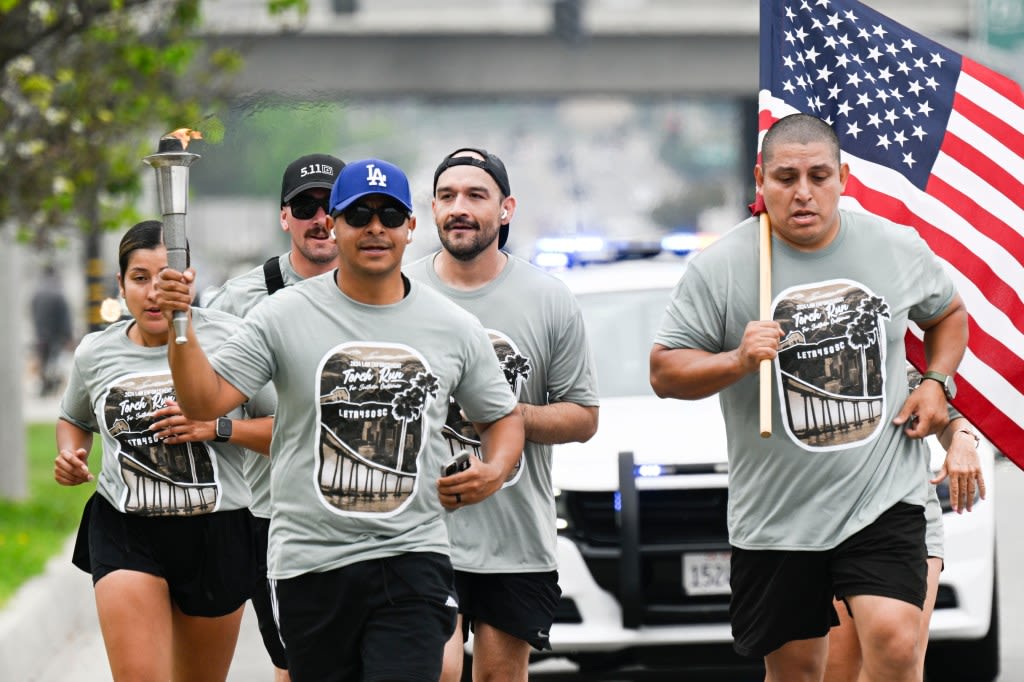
left=758, top=0, right=1024, bottom=464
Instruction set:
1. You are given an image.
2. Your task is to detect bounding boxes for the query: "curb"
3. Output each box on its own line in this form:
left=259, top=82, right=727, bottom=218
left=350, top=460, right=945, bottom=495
left=0, top=534, right=94, bottom=681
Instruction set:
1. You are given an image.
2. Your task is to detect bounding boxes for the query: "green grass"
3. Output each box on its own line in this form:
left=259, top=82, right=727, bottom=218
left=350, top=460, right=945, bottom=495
left=0, top=423, right=96, bottom=608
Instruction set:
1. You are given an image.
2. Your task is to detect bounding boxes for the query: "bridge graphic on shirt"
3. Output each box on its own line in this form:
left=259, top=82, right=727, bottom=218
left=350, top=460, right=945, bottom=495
left=317, top=342, right=438, bottom=514
left=105, top=373, right=218, bottom=516
left=442, top=329, right=527, bottom=487
left=773, top=280, right=891, bottom=450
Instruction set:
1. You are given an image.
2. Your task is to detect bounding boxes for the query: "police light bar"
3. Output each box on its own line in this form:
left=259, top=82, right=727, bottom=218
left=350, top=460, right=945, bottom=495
left=661, top=231, right=701, bottom=255
left=633, top=462, right=729, bottom=477
left=532, top=235, right=664, bottom=269
left=661, top=231, right=719, bottom=256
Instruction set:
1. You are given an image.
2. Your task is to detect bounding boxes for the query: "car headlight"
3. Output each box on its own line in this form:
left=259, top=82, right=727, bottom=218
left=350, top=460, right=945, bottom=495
left=554, top=487, right=571, bottom=532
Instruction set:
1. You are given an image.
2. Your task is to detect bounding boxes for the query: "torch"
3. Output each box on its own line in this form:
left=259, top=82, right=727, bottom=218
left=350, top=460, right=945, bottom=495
left=144, top=129, right=201, bottom=345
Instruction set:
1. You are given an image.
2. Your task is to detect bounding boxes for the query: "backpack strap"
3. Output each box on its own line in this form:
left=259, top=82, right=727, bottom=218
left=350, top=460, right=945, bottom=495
left=263, top=256, right=286, bottom=296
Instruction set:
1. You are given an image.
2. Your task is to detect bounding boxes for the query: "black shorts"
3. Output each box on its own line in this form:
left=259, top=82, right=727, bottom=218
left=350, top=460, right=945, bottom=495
left=454, top=570, right=561, bottom=651
left=273, top=552, right=457, bottom=682
left=71, top=492, right=256, bottom=618
left=248, top=513, right=288, bottom=670
left=730, top=501, right=926, bottom=658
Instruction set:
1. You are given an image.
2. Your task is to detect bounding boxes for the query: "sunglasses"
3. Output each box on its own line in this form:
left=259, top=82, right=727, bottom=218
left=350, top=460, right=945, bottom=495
left=288, top=195, right=330, bottom=220
left=340, top=203, right=409, bottom=229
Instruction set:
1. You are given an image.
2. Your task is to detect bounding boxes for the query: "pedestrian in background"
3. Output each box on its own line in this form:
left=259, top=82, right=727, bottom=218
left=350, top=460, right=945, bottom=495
left=406, top=147, right=599, bottom=682
left=31, top=263, right=73, bottom=396
left=204, top=152, right=345, bottom=682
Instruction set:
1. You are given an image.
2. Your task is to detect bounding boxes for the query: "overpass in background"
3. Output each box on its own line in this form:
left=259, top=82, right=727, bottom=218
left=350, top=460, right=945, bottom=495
left=201, top=0, right=979, bottom=99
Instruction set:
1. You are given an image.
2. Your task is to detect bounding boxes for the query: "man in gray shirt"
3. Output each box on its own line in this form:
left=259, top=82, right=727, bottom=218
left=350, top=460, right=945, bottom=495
left=156, top=158, right=525, bottom=682
left=407, top=147, right=599, bottom=682
left=650, top=114, right=968, bottom=682
left=204, top=152, right=344, bottom=681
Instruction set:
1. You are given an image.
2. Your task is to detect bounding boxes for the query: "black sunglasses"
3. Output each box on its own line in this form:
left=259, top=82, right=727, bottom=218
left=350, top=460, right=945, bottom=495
left=340, top=203, right=409, bottom=228
left=288, top=195, right=330, bottom=220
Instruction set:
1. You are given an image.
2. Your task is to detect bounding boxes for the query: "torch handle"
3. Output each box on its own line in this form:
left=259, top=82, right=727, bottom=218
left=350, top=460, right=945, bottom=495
left=759, top=212, right=772, bottom=438
left=163, top=212, right=189, bottom=345
left=143, top=146, right=199, bottom=347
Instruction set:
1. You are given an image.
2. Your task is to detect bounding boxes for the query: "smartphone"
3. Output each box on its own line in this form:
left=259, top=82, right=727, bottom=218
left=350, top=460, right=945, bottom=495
left=441, top=450, right=471, bottom=477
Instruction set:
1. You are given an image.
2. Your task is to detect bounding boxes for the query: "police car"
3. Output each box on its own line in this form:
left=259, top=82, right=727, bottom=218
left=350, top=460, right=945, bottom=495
left=529, top=238, right=999, bottom=680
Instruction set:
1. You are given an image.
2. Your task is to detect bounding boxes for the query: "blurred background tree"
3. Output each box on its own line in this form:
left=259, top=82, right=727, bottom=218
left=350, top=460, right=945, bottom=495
left=0, top=0, right=302, bottom=499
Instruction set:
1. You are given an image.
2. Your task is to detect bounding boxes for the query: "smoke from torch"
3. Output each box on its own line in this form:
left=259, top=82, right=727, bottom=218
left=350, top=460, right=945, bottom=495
left=144, top=129, right=202, bottom=344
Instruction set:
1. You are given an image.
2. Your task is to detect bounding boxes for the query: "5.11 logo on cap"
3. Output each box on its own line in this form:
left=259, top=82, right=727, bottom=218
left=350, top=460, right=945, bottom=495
left=300, top=164, right=336, bottom=178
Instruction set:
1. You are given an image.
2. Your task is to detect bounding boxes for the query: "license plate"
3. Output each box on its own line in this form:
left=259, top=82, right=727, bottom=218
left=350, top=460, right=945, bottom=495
left=682, top=551, right=731, bottom=596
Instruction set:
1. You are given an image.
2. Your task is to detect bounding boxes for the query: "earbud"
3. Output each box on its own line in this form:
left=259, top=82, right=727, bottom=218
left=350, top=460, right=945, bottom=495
left=329, top=228, right=336, bottom=240
left=501, top=209, right=508, bottom=219
left=407, top=234, right=413, bottom=243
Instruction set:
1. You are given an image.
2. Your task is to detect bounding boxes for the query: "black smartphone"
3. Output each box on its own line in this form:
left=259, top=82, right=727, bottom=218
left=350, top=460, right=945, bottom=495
left=441, top=450, right=471, bottom=477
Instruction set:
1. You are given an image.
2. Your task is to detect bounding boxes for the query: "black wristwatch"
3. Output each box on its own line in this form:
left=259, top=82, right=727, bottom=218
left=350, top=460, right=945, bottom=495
left=922, top=370, right=957, bottom=401
left=214, top=417, right=232, bottom=443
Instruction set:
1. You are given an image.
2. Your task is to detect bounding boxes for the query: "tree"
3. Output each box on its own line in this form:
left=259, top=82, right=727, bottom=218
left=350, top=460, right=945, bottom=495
left=0, top=0, right=302, bottom=499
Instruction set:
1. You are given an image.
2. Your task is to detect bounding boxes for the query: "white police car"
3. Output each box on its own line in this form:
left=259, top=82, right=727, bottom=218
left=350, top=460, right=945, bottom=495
left=533, top=244, right=998, bottom=680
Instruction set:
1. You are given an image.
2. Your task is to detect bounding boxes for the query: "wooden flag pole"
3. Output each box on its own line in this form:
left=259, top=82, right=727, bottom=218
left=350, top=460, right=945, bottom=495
left=759, top=211, right=772, bottom=438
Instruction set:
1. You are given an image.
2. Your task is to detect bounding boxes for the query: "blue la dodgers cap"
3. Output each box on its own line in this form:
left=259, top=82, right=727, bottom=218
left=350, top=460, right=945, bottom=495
left=329, top=158, right=413, bottom=216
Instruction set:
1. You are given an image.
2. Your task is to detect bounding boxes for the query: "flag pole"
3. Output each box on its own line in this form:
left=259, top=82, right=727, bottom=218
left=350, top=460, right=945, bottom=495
left=759, top=211, right=772, bottom=438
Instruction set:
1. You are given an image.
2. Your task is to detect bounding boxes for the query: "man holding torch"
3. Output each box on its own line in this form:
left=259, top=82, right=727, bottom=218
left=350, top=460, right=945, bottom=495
left=649, top=113, right=968, bottom=682
left=203, top=152, right=344, bottom=682
left=155, top=158, right=524, bottom=681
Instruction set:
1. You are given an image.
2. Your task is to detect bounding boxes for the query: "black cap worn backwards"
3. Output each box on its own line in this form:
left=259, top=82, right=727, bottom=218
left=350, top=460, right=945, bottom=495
left=433, top=147, right=512, bottom=248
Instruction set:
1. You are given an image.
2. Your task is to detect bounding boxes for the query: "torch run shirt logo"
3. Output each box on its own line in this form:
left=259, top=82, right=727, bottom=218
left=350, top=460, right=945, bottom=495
left=103, top=372, right=218, bottom=516
left=443, top=330, right=529, bottom=487
left=772, top=280, right=891, bottom=451
left=317, top=342, right=439, bottom=516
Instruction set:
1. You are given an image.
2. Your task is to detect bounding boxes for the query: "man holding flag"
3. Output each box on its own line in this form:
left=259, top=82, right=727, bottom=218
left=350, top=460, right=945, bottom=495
left=757, top=0, right=1024, bottom=462
left=652, top=0, right=1020, bottom=676
left=650, top=112, right=968, bottom=681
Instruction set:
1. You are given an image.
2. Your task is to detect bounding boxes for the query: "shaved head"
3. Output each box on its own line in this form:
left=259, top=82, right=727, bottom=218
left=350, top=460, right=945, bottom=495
left=762, top=113, right=841, bottom=166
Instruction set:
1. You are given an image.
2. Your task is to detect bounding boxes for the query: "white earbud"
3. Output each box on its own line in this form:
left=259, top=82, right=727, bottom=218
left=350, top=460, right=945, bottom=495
left=329, top=228, right=336, bottom=240
left=407, top=234, right=413, bottom=243
left=501, top=209, right=509, bottom=219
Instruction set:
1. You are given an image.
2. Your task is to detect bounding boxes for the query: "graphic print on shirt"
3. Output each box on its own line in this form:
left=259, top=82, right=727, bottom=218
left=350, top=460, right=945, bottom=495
left=442, top=330, right=527, bottom=487
left=104, top=372, right=218, bottom=516
left=317, top=342, right=439, bottom=515
left=773, top=279, right=891, bottom=450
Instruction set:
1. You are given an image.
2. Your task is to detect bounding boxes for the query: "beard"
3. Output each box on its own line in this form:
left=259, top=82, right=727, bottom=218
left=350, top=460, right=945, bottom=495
left=296, top=225, right=339, bottom=266
left=440, top=218, right=499, bottom=262
left=301, top=246, right=339, bottom=266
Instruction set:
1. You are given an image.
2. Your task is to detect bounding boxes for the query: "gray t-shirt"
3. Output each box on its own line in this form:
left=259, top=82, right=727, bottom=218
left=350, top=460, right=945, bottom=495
left=59, top=307, right=273, bottom=516
left=654, top=209, right=957, bottom=550
left=209, top=272, right=518, bottom=579
left=204, top=253, right=296, bottom=517
left=406, top=253, right=600, bottom=572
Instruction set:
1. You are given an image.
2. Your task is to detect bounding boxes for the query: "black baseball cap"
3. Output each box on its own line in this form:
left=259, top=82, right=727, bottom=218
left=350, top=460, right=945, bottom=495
left=433, top=147, right=512, bottom=248
left=281, top=153, right=345, bottom=205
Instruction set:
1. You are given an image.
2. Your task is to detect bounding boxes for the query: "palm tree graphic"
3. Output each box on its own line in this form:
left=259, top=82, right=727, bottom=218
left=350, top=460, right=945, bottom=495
left=502, top=352, right=531, bottom=397
left=390, top=371, right=439, bottom=491
left=845, top=296, right=891, bottom=395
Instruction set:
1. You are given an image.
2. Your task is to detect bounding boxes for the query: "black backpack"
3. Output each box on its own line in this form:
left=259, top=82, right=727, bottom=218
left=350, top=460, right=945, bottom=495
left=263, top=256, right=285, bottom=295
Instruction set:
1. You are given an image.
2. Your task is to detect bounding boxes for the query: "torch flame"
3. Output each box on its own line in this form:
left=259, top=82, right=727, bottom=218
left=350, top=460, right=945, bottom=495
left=162, top=127, right=203, bottom=151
